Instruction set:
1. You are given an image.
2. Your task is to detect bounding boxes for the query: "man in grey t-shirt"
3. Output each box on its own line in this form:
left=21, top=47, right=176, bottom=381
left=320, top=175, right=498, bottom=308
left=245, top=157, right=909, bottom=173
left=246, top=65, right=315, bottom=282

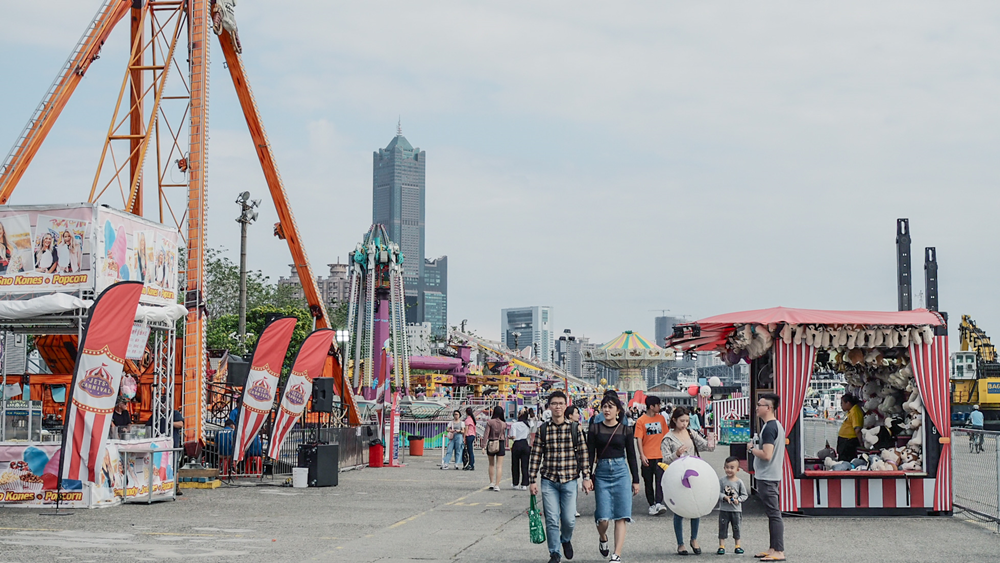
left=749, top=393, right=785, bottom=561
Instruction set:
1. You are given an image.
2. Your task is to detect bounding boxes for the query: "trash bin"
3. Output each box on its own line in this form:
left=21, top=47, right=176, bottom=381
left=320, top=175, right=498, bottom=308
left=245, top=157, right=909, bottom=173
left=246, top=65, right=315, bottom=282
left=369, top=443, right=384, bottom=468
left=408, top=436, right=424, bottom=457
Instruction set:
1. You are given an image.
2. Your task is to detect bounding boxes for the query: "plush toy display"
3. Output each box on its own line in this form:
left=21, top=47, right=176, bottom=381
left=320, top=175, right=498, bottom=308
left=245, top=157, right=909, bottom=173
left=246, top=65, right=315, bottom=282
left=661, top=456, right=720, bottom=519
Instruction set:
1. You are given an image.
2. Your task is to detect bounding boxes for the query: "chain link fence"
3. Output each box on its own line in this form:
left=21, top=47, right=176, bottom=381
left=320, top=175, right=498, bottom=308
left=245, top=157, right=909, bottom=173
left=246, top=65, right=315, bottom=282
left=951, top=428, right=1000, bottom=530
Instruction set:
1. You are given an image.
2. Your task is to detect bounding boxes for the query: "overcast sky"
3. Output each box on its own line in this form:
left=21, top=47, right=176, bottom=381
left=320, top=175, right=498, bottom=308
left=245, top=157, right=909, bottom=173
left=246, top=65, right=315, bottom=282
left=1, top=1, right=997, bottom=345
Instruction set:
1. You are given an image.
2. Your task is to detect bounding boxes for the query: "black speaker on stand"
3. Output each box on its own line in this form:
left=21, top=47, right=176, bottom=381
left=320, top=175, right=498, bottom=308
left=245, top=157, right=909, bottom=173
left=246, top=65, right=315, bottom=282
left=226, top=357, right=250, bottom=388
left=312, top=378, right=335, bottom=412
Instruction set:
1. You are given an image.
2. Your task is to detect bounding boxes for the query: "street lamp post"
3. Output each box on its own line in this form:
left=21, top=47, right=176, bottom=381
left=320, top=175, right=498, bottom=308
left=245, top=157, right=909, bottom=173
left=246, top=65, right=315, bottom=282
left=235, top=191, right=260, bottom=352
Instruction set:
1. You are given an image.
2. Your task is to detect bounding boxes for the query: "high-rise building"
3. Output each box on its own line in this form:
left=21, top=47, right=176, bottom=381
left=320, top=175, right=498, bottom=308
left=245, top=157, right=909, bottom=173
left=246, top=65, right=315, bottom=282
left=423, top=256, right=447, bottom=340
left=555, top=330, right=597, bottom=382
left=277, top=260, right=351, bottom=311
left=501, top=306, right=554, bottom=364
left=374, top=127, right=426, bottom=323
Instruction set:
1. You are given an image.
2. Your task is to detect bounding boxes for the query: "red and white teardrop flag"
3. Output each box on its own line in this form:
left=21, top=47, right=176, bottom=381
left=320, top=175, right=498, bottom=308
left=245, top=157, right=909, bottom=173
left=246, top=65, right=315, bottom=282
left=60, top=281, right=144, bottom=483
left=233, top=317, right=297, bottom=463
left=268, top=329, right=335, bottom=459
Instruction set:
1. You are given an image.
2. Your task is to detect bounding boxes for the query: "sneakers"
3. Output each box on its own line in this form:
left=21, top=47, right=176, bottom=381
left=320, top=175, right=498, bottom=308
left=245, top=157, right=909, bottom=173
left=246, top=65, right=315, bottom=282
left=562, top=540, right=574, bottom=560
left=598, top=537, right=610, bottom=557
left=547, top=552, right=561, bottom=563
left=488, top=484, right=496, bottom=491
left=648, top=505, right=658, bottom=516
left=441, top=464, right=449, bottom=470
left=655, top=503, right=668, bottom=515
left=609, top=555, right=621, bottom=562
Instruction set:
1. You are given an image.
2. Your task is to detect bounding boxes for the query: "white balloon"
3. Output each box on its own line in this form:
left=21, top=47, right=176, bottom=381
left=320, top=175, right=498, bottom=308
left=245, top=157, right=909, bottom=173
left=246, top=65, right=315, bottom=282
left=708, top=376, right=722, bottom=387
left=661, top=456, right=720, bottom=519
left=699, top=385, right=711, bottom=397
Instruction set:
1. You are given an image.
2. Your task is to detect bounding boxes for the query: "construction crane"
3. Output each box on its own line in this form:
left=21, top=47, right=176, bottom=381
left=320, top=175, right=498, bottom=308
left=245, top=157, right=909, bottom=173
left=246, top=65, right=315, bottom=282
left=951, top=315, right=999, bottom=425
left=0, top=0, right=357, bottom=439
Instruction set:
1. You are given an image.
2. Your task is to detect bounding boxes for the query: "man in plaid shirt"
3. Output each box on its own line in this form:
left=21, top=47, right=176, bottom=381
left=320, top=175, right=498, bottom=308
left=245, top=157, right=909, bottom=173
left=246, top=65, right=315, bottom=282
left=529, top=391, right=592, bottom=563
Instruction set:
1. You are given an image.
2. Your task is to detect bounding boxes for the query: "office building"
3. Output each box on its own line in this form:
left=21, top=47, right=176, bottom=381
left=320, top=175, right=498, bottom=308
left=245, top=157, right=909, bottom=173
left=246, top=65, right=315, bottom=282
left=374, top=127, right=425, bottom=323
left=555, top=330, right=597, bottom=382
left=501, top=306, right=554, bottom=364
left=372, top=127, right=447, bottom=334
left=277, top=260, right=351, bottom=310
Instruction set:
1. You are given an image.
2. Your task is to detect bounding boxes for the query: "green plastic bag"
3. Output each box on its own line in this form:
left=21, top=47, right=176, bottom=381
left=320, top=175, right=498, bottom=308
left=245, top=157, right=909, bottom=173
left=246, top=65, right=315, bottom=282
left=529, top=493, right=546, bottom=544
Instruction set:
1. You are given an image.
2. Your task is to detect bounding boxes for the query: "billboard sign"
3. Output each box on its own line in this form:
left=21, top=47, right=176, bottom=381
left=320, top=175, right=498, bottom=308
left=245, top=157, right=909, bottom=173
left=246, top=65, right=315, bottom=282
left=0, top=205, right=179, bottom=306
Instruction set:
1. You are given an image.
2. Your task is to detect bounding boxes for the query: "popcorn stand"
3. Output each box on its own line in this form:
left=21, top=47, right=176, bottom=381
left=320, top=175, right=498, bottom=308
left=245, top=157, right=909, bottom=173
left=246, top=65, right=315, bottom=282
left=0, top=204, right=187, bottom=508
left=666, top=307, right=952, bottom=516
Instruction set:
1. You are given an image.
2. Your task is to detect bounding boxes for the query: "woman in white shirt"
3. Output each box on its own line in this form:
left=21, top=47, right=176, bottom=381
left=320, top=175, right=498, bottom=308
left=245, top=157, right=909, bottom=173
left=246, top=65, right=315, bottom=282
left=34, top=233, right=58, bottom=273
left=509, top=410, right=532, bottom=490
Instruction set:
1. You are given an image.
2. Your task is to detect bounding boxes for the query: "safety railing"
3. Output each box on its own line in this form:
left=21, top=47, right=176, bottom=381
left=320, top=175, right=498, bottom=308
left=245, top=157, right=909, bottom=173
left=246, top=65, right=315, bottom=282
left=201, top=424, right=375, bottom=479
left=951, top=427, right=1000, bottom=530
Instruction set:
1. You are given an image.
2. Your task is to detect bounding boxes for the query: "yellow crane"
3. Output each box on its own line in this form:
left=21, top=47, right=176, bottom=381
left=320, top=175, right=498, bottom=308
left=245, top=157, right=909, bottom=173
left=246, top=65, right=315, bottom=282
left=952, top=315, right=1000, bottom=423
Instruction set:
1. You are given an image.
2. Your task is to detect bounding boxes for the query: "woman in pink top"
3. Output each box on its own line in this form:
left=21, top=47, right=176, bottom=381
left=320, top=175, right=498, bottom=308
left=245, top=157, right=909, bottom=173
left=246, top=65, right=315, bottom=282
left=464, top=407, right=477, bottom=471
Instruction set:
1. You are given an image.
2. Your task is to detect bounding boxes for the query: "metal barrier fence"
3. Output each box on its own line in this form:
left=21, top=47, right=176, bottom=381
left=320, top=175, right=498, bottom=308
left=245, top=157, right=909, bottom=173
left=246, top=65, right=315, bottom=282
left=951, top=428, right=1000, bottom=529
left=201, top=424, right=375, bottom=479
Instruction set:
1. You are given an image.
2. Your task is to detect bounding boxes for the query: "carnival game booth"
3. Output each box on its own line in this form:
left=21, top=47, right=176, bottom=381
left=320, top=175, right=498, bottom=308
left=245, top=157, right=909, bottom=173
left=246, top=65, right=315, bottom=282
left=0, top=204, right=186, bottom=508
left=666, top=307, right=951, bottom=516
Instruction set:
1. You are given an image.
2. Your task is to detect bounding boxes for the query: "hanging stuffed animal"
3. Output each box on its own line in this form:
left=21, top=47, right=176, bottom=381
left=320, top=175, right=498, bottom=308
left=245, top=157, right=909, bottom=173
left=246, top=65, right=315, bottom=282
left=779, top=324, right=793, bottom=345
left=909, top=327, right=923, bottom=347
left=793, top=324, right=808, bottom=346
left=920, top=326, right=934, bottom=346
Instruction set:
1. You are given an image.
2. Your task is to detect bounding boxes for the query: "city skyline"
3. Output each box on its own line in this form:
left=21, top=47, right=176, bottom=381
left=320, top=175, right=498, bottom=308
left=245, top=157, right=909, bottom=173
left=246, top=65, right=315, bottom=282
left=0, top=3, right=995, bottom=345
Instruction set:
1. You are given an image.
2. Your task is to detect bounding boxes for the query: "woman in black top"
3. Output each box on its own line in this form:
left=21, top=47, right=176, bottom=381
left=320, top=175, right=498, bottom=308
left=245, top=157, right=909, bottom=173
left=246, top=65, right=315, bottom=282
left=587, top=394, right=640, bottom=563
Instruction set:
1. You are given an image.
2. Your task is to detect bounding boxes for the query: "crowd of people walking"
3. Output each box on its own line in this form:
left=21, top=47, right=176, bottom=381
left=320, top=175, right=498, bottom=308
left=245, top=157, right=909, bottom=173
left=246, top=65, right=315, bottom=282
left=442, top=391, right=787, bottom=563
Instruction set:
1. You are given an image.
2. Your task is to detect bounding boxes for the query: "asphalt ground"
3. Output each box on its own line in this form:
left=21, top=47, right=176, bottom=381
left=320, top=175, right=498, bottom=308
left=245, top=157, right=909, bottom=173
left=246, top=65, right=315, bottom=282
left=0, top=448, right=996, bottom=562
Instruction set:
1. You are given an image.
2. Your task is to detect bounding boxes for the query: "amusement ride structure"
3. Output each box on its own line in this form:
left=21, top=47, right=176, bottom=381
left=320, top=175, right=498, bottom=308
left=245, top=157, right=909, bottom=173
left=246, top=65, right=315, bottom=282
left=0, top=0, right=340, bottom=444
left=584, top=330, right=674, bottom=392
left=345, top=224, right=410, bottom=461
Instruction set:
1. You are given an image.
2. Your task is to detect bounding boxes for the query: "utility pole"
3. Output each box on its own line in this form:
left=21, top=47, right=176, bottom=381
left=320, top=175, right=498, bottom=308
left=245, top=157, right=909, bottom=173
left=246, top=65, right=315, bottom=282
left=236, top=191, right=260, bottom=353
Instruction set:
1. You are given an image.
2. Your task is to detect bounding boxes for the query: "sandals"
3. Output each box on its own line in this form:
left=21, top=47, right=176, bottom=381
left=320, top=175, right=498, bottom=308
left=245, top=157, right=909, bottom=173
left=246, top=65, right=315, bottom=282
left=734, top=547, right=745, bottom=554
left=717, top=547, right=726, bottom=555
left=761, top=558, right=786, bottom=562
left=754, top=554, right=770, bottom=559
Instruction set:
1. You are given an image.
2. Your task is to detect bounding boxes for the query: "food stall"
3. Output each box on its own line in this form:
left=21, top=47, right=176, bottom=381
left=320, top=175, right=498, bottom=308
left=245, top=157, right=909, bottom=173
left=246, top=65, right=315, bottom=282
left=0, top=204, right=186, bottom=508
left=666, top=307, right=951, bottom=516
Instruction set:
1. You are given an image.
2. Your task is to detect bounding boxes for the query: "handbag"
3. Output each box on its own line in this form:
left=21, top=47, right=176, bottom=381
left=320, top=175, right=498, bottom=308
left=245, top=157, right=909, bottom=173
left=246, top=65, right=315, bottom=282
left=528, top=494, right=546, bottom=544
left=486, top=420, right=502, bottom=455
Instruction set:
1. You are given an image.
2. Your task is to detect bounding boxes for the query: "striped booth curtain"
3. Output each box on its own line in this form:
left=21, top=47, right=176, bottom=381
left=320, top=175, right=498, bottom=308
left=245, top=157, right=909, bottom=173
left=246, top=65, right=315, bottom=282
left=772, top=339, right=817, bottom=512
left=909, top=333, right=952, bottom=512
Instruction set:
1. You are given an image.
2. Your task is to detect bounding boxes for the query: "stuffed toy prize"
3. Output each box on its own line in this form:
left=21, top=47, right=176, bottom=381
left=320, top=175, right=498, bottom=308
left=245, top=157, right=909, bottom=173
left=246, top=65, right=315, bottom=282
left=662, top=456, right=719, bottom=519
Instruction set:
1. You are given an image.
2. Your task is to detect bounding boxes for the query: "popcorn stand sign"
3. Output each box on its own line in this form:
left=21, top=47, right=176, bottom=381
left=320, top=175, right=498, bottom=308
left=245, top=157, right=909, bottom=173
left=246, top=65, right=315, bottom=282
left=0, top=204, right=179, bottom=305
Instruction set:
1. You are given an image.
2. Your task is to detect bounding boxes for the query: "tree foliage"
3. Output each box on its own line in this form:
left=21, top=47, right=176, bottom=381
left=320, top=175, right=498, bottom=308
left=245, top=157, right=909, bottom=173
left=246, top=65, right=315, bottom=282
left=207, top=305, right=314, bottom=374
left=204, top=247, right=304, bottom=318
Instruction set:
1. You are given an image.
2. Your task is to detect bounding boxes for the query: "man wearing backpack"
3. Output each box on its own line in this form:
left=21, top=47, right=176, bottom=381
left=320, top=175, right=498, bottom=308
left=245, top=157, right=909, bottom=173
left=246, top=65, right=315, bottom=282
left=528, top=391, right=592, bottom=563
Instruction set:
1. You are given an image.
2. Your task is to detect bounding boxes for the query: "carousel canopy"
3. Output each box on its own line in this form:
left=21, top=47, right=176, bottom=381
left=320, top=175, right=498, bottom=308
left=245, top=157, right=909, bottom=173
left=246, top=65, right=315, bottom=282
left=585, top=330, right=674, bottom=369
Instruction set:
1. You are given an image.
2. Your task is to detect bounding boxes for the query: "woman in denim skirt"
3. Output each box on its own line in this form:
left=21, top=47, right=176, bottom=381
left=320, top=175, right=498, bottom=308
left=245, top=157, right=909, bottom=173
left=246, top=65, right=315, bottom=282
left=588, top=395, right=640, bottom=563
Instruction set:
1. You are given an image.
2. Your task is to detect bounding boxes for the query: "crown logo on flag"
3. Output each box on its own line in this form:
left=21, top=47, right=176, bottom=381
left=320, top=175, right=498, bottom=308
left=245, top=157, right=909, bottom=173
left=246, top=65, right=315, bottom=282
left=285, top=383, right=307, bottom=406
left=246, top=378, right=273, bottom=403
left=78, top=363, right=115, bottom=398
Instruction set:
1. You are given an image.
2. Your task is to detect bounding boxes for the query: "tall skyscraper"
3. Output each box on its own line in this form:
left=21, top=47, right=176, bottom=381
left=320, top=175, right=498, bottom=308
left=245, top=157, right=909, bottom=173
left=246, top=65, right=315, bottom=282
left=423, top=256, right=447, bottom=340
left=501, top=306, right=555, bottom=363
left=372, top=126, right=446, bottom=335
left=374, top=126, right=426, bottom=323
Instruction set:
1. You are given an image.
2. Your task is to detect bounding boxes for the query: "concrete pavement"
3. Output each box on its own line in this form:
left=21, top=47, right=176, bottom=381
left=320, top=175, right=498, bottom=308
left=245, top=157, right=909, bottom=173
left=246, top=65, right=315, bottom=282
left=0, top=447, right=995, bottom=562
